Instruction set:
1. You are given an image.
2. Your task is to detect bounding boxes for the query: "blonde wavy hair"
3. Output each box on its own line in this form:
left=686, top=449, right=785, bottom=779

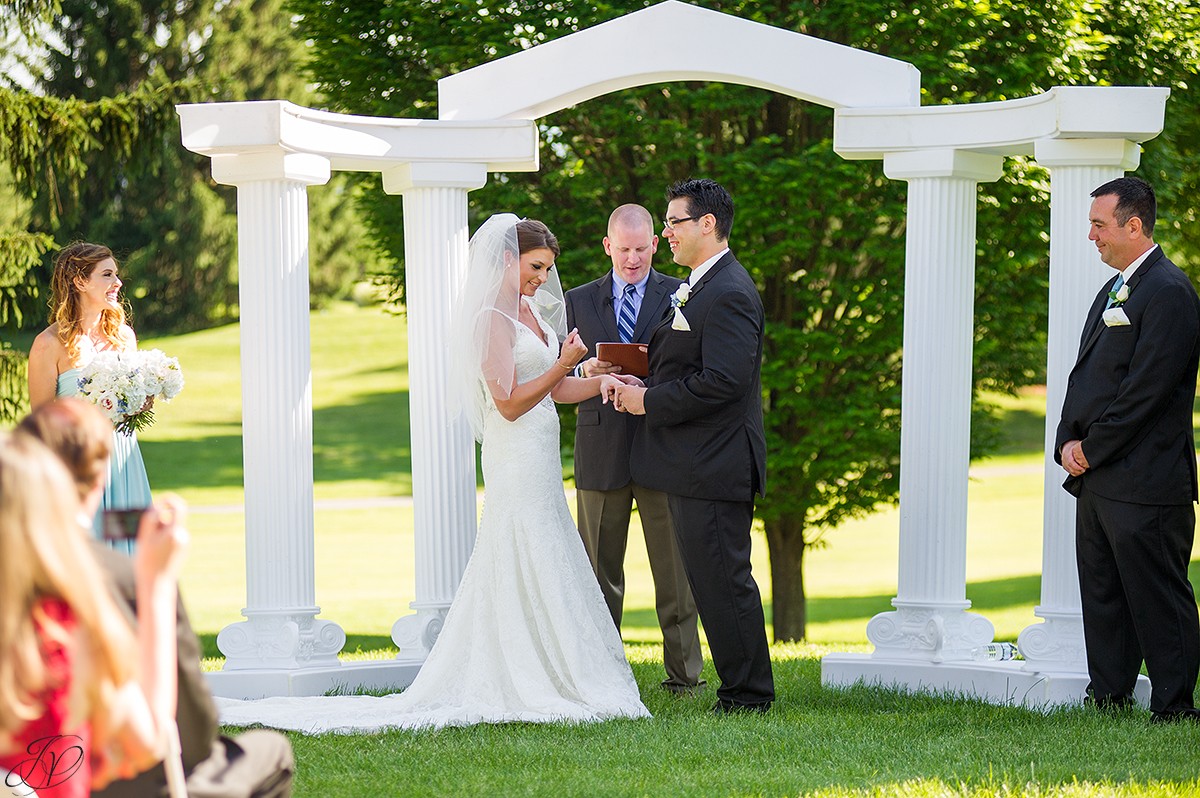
left=0, top=431, right=135, bottom=738
left=50, top=242, right=129, bottom=364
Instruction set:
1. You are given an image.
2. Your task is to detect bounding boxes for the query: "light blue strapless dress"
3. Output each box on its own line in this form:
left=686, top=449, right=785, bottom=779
left=58, top=368, right=152, bottom=555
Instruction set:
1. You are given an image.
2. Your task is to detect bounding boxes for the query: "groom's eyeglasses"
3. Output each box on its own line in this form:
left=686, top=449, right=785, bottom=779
left=662, top=216, right=700, bottom=230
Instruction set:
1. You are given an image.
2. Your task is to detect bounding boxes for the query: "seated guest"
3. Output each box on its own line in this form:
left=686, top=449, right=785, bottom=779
left=0, top=430, right=181, bottom=797
left=17, top=398, right=294, bottom=798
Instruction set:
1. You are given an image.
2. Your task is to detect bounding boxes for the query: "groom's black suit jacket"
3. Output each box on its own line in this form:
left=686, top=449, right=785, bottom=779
left=630, top=251, right=767, bottom=501
left=1055, top=246, right=1200, bottom=504
left=565, top=268, right=682, bottom=491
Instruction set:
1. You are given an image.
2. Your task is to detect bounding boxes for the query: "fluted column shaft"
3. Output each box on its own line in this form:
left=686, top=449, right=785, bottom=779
left=1018, top=139, right=1141, bottom=672
left=384, top=162, right=487, bottom=660
left=865, top=149, right=1004, bottom=662
left=210, top=152, right=346, bottom=670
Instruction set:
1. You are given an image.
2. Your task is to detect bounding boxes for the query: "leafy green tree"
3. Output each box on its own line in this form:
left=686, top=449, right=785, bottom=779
left=290, top=0, right=1200, bottom=639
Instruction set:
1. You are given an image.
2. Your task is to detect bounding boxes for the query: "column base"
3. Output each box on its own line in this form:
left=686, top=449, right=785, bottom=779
left=1017, top=608, right=1087, bottom=674
left=217, top=609, right=345, bottom=670
left=205, top=659, right=421, bottom=699
left=866, top=602, right=994, bottom=662
left=821, top=653, right=1150, bottom=710
left=390, top=603, right=450, bottom=661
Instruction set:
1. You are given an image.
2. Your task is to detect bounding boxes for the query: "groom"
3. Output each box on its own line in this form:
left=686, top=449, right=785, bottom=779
left=564, top=203, right=704, bottom=693
left=611, top=178, right=774, bottom=713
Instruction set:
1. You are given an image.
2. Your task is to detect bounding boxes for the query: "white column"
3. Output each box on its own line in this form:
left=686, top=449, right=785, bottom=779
left=865, top=149, right=1005, bottom=662
left=1017, top=139, right=1141, bottom=672
left=209, top=152, right=347, bottom=671
left=382, top=162, right=487, bottom=661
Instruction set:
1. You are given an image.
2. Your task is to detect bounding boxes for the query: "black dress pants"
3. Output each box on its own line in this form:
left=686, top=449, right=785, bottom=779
left=1076, top=484, right=1199, bottom=713
left=666, top=493, right=774, bottom=707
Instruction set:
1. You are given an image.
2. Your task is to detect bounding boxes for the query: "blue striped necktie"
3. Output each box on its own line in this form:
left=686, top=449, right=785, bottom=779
left=1105, top=273, right=1125, bottom=309
left=618, top=283, right=637, bottom=343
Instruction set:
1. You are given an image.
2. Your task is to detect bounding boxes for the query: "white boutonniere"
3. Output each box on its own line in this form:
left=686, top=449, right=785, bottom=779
left=1103, top=307, right=1131, bottom=327
left=670, top=284, right=691, bottom=331
left=1107, top=283, right=1130, bottom=307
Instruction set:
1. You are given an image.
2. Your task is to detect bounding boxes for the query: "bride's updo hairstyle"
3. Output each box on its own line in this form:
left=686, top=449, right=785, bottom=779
left=514, top=219, right=560, bottom=258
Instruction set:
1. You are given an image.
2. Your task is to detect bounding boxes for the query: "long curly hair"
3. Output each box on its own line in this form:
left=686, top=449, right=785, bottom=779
left=49, top=242, right=129, bottom=364
left=0, top=431, right=134, bottom=737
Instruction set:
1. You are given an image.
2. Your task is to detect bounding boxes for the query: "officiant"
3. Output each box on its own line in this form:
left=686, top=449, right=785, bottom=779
left=564, top=203, right=704, bottom=693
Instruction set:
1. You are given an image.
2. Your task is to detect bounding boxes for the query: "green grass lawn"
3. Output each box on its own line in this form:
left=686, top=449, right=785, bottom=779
left=131, top=303, right=1199, bottom=797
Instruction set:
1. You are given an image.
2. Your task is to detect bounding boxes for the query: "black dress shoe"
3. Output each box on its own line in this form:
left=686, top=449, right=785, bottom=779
left=711, top=699, right=771, bottom=716
left=1150, top=707, right=1200, bottom=724
left=1083, top=693, right=1136, bottom=711
left=661, top=679, right=707, bottom=695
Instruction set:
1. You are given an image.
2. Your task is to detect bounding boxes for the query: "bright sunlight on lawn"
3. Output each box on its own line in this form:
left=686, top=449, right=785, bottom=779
left=138, top=303, right=1200, bottom=798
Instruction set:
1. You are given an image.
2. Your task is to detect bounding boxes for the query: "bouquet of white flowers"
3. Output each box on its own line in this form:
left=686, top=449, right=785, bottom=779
left=76, top=349, right=185, bottom=435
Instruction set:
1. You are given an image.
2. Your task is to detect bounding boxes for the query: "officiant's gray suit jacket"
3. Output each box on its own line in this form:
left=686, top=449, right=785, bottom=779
left=565, top=268, right=681, bottom=491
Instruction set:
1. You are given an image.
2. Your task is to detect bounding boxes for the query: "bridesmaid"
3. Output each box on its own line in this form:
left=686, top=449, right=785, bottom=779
left=27, top=242, right=152, bottom=554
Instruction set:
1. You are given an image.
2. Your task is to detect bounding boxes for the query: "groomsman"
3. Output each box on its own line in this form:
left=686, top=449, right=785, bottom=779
left=1055, top=176, right=1200, bottom=722
left=564, top=204, right=704, bottom=693
left=612, top=179, right=774, bottom=713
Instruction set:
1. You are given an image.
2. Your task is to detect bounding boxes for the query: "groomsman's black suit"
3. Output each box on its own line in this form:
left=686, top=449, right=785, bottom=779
left=1055, top=245, right=1200, bottom=716
left=564, top=268, right=703, bottom=688
left=630, top=250, right=773, bottom=709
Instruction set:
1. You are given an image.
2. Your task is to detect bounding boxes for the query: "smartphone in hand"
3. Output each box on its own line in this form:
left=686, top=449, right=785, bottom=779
left=101, top=508, right=148, bottom=541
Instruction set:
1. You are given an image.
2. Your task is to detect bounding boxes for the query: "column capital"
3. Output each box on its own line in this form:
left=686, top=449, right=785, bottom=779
left=382, top=162, right=488, bottom=195
left=883, top=149, right=1004, bottom=182
left=1033, top=138, right=1141, bottom=170
left=210, top=151, right=331, bottom=187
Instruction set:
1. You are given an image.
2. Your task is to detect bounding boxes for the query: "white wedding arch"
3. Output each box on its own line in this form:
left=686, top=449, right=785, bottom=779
left=178, top=0, right=1166, bottom=704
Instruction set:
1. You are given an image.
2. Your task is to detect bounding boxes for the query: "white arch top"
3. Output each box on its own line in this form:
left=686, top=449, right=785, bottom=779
left=834, top=85, right=1171, bottom=159
left=437, top=0, right=921, bottom=121
left=177, top=100, right=540, bottom=174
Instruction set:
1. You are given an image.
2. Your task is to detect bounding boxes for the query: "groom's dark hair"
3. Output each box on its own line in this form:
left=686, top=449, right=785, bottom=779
left=515, top=219, right=560, bottom=258
left=1092, top=176, right=1156, bottom=237
left=667, top=178, right=734, bottom=241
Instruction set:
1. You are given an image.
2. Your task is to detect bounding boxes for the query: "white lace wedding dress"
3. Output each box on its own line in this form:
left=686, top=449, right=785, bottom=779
left=215, top=303, right=649, bottom=733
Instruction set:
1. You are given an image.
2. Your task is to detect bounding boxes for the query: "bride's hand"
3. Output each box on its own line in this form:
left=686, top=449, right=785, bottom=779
left=556, top=329, right=587, bottom=371
left=598, top=374, right=623, bottom=404
left=611, top=374, right=644, bottom=387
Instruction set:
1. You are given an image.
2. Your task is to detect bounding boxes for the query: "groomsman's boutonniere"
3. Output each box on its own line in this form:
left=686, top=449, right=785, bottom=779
left=670, top=284, right=691, bottom=331
left=1107, top=283, right=1130, bottom=307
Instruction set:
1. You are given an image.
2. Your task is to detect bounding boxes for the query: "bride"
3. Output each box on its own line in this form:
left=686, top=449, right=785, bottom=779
left=216, top=214, right=649, bottom=732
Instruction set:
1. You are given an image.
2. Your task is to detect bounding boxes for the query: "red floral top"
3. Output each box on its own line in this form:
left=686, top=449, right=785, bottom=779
left=0, top=597, right=91, bottom=798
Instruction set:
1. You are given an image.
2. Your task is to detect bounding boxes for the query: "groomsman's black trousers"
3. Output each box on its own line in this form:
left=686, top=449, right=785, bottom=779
left=667, top=494, right=774, bottom=707
left=1076, top=483, right=1199, bottom=714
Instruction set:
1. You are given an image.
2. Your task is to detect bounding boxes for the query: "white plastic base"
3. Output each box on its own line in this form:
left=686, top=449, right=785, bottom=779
left=821, top=652, right=1151, bottom=710
left=205, top=659, right=421, bottom=700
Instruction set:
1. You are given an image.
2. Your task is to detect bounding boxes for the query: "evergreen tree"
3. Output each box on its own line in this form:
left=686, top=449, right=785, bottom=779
left=0, top=0, right=375, bottom=421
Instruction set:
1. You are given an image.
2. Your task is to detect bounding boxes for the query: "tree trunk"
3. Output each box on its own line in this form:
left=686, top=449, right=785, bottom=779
left=764, top=515, right=808, bottom=642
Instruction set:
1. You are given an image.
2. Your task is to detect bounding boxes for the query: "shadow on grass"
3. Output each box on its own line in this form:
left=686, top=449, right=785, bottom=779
left=311, top=390, right=411, bottom=486
left=141, top=389, right=414, bottom=493
left=990, top=406, right=1047, bottom=457
left=625, top=560, right=1199, bottom=636
left=140, top=433, right=245, bottom=492
left=623, top=572, right=1045, bottom=631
